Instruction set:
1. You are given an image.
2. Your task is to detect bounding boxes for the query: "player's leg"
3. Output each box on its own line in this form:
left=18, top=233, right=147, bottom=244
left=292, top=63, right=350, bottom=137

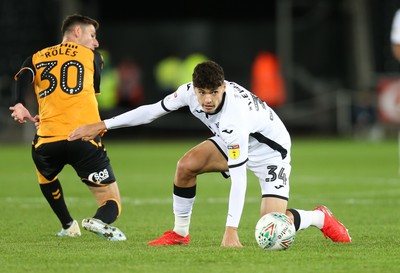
left=87, top=182, right=121, bottom=224
left=32, top=138, right=80, bottom=237
left=173, top=139, right=227, bottom=234
left=37, top=173, right=80, bottom=237
left=174, top=139, right=228, bottom=187
left=82, top=182, right=126, bottom=241
left=255, top=160, right=291, bottom=217
left=260, top=196, right=288, bottom=215
left=70, top=137, right=125, bottom=241
left=286, top=206, right=351, bottom=243
left=148, top=138, right=228, bottom=246
left=255, top=159, right=350, bottom=243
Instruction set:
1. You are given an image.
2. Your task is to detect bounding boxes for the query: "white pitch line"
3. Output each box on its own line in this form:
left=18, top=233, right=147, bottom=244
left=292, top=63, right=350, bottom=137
left=2, top=195, right=400, bottom=207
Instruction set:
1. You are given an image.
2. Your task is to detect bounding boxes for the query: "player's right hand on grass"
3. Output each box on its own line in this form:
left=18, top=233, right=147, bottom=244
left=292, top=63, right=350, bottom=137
left=220, top=226, right=243, bottom=247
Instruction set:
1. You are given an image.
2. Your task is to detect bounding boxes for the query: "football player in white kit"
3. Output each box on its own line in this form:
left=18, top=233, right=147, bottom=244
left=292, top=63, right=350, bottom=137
left=69, top=60, right=351, bottom=247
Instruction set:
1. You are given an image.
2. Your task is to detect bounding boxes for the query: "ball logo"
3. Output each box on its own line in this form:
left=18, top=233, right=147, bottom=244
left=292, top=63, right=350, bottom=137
left=255, top=212, right=296, bottom=250
left=277, top=225, right=289, bottom=239
left=88, top=169, right=109, bottom=184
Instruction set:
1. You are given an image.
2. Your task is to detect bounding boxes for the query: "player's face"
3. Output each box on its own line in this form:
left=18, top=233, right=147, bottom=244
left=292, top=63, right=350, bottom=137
left=78, top=24, right=99, bottom=50
left=195, top=83, right=226, bottom=114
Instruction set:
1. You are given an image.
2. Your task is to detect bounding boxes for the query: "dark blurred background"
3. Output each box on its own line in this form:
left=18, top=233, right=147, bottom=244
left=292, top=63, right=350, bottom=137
left=1, top=0, right=400, bottom=142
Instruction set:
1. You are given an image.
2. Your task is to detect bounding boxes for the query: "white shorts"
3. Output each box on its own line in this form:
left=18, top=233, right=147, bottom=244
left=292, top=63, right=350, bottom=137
left=209, top=136, right=290, bottom=200
left=251, top=161, right=290, bottom=200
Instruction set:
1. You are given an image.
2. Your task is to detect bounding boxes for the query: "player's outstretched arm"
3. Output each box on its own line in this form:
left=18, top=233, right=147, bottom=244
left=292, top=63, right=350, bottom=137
left=68, top=121, right=107, bottom=141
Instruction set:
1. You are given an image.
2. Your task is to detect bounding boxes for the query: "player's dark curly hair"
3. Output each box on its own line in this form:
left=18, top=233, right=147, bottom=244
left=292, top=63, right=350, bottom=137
left=192, top=60, right=225, bottom=89
left=61, top=14, right=99, bottom=35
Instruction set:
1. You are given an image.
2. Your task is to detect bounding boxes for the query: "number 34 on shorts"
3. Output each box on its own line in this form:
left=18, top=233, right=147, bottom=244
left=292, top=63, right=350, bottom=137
left=257, top=164, right=291, bottom=197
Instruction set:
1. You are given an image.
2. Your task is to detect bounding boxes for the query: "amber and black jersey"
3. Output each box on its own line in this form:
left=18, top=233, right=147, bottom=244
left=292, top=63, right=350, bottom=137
left=14, top=42, right=103, bottom=145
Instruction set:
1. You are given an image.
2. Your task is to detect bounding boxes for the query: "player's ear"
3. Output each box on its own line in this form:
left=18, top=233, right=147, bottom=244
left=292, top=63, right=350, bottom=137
left=73, top=24, right=82, bottom=38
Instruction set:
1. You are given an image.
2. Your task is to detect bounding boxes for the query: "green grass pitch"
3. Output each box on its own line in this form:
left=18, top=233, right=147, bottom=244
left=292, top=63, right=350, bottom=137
left=0, top=137, right=399, bottom=273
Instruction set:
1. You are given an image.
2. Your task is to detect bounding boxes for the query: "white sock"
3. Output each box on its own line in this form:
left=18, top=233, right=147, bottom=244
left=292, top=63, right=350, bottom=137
left=173, top=215, right=191, bottom=237
left=295, top=209, right=324, bottom=230
left=312, top=210, right=324, bottom=229
left=172, top=194, right=195, bottom=237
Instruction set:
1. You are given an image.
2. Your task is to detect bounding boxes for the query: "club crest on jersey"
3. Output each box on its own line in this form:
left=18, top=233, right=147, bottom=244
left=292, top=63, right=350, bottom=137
left=228, top=144, right=240, bottom=159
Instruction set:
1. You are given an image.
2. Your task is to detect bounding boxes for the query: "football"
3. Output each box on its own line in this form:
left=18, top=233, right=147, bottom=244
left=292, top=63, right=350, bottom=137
left=255, top=212, right=296, bottom=250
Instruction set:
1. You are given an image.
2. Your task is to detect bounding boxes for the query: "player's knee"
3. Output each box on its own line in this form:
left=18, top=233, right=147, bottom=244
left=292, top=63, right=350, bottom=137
left=176, top=156, right=199, bottom=179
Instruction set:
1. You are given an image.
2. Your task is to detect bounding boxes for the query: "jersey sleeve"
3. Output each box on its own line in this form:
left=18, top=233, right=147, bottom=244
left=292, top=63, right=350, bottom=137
left=160, top=83, right=192, bottom=111
left=104, top=101, right=168, bottom=129
left=220, top=102, right=250, bottom=228
left=223, top=128, right=249, bottom=228
left=104, top=84, right=191, bottom=129
left=225, top=163, right=247, bottom=227
left=104, top=83, right=191, bottom=129
left=13, top=56, right=34, bottom=105
left=93, top=50, right=103, bottom=94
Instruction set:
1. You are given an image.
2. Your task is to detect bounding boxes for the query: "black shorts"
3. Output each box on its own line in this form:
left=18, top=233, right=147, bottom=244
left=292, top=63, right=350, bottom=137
left=32, top=135, right=116, bottom=186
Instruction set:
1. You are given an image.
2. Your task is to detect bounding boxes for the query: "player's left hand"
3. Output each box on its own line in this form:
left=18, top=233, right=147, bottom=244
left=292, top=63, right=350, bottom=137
left=220, top=226, right=243, bottom=247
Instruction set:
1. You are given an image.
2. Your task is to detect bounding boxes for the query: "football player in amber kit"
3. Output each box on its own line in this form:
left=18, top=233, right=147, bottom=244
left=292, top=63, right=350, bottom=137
left=9, top=14, right=125, bottom=241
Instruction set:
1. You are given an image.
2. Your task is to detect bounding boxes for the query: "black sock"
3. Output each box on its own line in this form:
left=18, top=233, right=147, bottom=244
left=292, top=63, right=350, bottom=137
left=40, top=179, right=73, bottom=229
left=287, top=208, right=301, bottom=231
left=173, top=184, right=196, bottom=198
left=93, top=199, right=119, bottom=224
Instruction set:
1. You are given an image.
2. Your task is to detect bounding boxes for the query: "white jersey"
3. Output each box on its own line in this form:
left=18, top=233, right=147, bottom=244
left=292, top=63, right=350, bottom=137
left=161, top=81, right=291, bottom=165
left=104, top=80, right=291, bottom=227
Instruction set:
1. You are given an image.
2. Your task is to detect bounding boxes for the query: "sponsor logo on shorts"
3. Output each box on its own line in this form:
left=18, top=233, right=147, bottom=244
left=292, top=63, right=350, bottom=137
left=88, top=169, right=109, bottom=184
